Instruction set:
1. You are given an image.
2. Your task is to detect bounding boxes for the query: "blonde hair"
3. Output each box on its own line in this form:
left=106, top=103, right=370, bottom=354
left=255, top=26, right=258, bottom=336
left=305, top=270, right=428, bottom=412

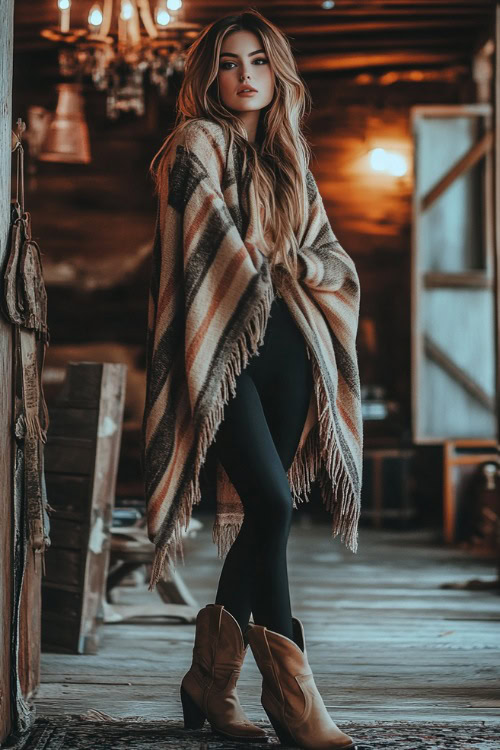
left=150, top=8, right=312, bottom=278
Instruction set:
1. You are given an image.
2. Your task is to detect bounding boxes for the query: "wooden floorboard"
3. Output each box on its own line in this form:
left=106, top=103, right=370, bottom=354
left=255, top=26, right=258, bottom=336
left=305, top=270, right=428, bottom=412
left=36, top=519, right=500, bottom=724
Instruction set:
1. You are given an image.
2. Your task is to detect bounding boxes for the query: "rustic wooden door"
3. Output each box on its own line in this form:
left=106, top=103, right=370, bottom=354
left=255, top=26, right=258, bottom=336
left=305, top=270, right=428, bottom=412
left=411, top=103, right=495, bottom=443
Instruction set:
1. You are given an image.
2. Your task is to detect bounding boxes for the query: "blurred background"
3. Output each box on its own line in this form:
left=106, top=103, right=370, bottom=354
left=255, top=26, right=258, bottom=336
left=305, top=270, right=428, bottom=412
left=12, top=0, right=498, bottom=537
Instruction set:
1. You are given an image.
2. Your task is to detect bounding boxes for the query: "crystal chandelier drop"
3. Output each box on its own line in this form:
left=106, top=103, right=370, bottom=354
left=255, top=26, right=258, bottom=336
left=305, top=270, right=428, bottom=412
left=41, top=1, right=201, bottom=119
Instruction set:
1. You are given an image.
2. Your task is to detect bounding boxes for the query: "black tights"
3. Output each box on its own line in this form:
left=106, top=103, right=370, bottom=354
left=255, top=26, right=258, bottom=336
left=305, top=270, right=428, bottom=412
left=213, top=294, right=313, bottom=642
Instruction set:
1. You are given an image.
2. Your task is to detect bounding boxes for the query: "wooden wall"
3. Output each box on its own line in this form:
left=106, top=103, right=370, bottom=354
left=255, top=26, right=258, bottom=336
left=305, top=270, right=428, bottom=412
left=0, top=0, right=14, bottom=742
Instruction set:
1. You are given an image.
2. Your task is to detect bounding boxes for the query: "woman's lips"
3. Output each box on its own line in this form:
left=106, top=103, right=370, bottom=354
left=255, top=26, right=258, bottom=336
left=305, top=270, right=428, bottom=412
left=237, top=91, right=257, bottom=96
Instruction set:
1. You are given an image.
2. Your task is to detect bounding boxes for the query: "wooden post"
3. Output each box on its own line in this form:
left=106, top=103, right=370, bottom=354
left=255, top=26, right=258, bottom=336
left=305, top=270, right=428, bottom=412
left=494, top=3, right=500, bottom=581
left=0, top=0, right=15, bottom=742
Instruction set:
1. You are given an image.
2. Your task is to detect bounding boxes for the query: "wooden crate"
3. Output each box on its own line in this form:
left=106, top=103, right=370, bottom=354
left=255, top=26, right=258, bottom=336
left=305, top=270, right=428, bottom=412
left=42, top=362, right=126, bottom=654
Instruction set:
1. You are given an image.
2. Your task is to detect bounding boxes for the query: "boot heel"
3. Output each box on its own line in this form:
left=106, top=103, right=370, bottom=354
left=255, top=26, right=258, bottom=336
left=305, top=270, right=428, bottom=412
left=180, top=685, right=206, bottom=730
left=263, top=706, right=298, bottom=747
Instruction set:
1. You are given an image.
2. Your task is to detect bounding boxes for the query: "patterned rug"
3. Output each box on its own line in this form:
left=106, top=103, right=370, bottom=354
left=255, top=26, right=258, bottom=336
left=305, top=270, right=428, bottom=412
left=4, top=712, right=500, bottom=750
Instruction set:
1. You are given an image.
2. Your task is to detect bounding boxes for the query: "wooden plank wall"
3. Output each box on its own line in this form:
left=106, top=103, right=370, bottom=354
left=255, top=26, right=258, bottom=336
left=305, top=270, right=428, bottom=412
left=0, top=0, right=15, bottom=742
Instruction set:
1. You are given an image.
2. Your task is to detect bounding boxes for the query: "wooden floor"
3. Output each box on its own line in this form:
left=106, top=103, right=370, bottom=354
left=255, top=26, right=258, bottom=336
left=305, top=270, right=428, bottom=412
left=36, top=517, right=500, bottom=724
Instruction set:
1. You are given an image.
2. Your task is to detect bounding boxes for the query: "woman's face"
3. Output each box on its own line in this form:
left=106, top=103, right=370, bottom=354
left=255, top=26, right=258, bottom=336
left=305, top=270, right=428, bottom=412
left=217, top=30, right=275, bottom=115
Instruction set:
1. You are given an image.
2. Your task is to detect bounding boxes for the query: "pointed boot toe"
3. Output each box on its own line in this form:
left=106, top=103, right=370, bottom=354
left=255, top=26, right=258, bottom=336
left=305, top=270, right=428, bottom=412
left=180, top=604, right=268, bottom=741
left=247, top=617, right=356, bottom=749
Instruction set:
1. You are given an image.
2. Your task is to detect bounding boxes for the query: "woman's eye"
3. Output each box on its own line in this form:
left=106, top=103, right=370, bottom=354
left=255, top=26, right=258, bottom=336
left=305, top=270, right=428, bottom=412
left=219, top=58, right=269, bottom=70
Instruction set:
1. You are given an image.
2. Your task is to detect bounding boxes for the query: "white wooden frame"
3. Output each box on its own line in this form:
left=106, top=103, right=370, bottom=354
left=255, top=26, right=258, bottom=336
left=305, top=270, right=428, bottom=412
left=411, top=103, right=495, bottom=444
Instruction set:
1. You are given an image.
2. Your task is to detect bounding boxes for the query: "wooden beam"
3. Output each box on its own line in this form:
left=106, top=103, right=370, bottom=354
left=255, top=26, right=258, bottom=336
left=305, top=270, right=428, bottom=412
left=191, top=6, right=492, bottom=20
left=189, top=0, right=493, bottom=9
left=295, top=34, right=478, bottom=53
left=299, top=50, right=461, bottom=73
left=295, top=8, right=493, bottom=16
left=261, top=0, right=493, bottom=6
left=424, top=333, right=495, bottom=412
left=423, top=272, right=493, bottom=289
left=421, top=130, right=494, bottom=211
left=286, top=19, right=488, bottom=35
left=412, top=104, right=492, bottom=116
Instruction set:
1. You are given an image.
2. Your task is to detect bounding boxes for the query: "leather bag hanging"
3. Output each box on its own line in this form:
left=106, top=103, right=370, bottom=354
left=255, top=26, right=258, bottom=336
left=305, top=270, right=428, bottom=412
left=2, top=123, right=51, bottom=558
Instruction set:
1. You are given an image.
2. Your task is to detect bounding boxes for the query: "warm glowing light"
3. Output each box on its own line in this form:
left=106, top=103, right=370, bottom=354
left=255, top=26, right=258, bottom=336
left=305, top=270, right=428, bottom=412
left=156, top=7, right=171, bottom=26
left=380, top=72, right=398, bottom=86
left=387, top=153, right=407, bottom=177
left=369, top=148, right=407, bottom=177
left=58, top=0, right=71, bottom=9
left=355, top=73, right=373, bottom=85
left=370, top=148, right=387, bottom=172
left=88, top=4, right=103, bottom=28
left=167, top=0, right=182, bottom=10
left=120, top=0, right=134, bottom=21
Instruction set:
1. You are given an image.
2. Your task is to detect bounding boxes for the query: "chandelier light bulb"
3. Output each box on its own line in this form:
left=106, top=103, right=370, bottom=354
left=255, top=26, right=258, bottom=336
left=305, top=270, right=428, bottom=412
left=120, top=0, right=134, bottom=21
left=166, top=0, right=182, bottom=11
left=155, top=4, right=171, bottom=26
left=88, top=3, right=103, bottom=30
left=58, top=0, right=71, bottom=32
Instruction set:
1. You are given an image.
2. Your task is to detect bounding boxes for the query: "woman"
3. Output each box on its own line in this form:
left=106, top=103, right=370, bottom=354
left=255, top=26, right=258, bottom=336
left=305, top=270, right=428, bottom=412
left=142, top=9, right=362, bottom=750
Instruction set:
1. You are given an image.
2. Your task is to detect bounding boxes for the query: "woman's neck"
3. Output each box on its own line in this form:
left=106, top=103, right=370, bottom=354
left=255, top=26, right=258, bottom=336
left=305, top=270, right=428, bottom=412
left=237, top=111, right=260, bottom=144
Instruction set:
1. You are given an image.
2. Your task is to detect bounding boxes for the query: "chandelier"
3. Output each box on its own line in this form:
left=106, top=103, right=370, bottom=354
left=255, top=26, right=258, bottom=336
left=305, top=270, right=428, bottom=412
left=41, top=1, right=201, bottom=119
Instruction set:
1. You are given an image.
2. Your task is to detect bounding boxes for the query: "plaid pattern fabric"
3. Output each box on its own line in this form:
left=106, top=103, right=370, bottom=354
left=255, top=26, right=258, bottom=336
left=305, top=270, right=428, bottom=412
left=141, top=118, right=363, bottom=589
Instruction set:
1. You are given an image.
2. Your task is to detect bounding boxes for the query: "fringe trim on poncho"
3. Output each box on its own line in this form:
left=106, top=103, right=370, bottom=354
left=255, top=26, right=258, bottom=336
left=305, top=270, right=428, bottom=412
left=148, top=279, right=275, bottom=589
left=148, top=300, right=359, bottom=590
left=210, top=351, right=360, bottom=560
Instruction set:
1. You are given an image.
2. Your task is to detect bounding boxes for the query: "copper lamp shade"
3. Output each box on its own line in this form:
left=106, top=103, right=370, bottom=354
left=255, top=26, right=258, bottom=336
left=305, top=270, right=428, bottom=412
left=39, top=83, right=91, bottom=164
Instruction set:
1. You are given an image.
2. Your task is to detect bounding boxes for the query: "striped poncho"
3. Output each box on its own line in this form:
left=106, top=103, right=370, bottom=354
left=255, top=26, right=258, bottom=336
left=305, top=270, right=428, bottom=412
left=141, top=117, right=363, bottom=589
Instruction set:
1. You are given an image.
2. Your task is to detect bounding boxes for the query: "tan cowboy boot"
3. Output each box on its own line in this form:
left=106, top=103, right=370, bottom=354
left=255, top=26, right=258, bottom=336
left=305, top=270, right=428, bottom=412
left=247, top=616, right=356, bottom=749
left=180, top=604, right=268, bottom=741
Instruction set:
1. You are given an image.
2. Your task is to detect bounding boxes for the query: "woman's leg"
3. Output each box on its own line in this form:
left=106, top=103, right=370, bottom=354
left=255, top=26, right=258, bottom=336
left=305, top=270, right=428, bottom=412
left=213, top=318, right=312, bottom=640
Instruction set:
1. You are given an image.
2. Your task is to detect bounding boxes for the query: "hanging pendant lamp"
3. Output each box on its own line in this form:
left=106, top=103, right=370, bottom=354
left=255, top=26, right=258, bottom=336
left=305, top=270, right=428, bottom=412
left=38, top=82, right=92, bottom=164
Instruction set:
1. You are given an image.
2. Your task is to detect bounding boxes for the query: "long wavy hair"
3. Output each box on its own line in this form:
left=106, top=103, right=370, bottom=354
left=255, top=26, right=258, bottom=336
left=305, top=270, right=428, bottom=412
left=150, top=8, right=312, bottom=278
